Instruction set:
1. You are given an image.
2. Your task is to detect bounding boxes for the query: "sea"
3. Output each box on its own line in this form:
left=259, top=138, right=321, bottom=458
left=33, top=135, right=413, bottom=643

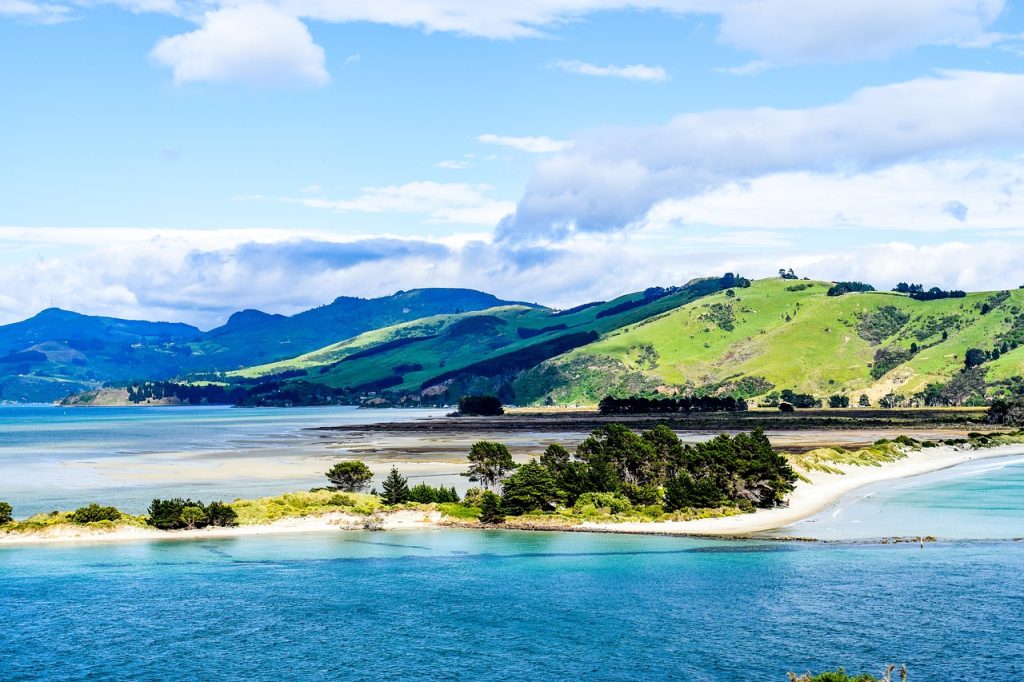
left=1, top=406, right=1023, bottom=680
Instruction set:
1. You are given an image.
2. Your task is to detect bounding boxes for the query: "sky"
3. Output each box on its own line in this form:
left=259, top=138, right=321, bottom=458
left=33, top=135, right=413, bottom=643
left=4, top=1, right=1024, bottom=328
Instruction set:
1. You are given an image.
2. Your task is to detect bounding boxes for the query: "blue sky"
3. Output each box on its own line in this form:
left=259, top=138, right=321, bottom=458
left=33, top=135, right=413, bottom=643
left=3, top=1, right=1024, bottom=327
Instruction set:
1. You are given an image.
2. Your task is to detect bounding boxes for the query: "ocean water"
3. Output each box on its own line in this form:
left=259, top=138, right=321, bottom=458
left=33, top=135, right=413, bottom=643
left=0, top=405, right=449, bottom=516
left=778, top=454, right=1024, bottom=541
left=1, top=529, right=1022, bottom=680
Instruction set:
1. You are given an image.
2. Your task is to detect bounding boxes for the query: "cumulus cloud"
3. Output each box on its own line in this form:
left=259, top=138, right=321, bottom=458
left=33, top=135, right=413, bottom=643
left=642, top=159, right=1024, bottom=232
left=151, top=4, right=329, bottom=86
left=0, top=0, right=70, bottom=23
left=8, top=0, right=1013, bottom=85
left=550, top=59, right=669, bottom=82
left=477, top=133, right=571, bottom=154
left=499, top=70, right=1024, bottom=242
left=715, top=0, right=1005, bottom=63
left=283, top=181, right=515, bottom=225
left=4, top=225, right=1024, bottom=328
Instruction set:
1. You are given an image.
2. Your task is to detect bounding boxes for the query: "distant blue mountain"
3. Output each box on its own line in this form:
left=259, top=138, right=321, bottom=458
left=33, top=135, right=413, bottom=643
left=0, top=289, right=536, bottom=402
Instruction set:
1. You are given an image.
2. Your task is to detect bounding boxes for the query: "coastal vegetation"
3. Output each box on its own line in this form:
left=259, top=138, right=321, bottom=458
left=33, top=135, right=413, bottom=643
left=147, top=498, right=238, bottom=530
left=3, top=430, right=1022, bottom=540
left=462, top=425, right=797, bottom=523
left=325, top=461, right=374, bottom=492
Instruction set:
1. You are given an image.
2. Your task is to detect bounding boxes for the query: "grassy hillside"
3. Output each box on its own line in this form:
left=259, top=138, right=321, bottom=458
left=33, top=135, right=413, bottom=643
left=227, top=278, right=733, bottom=403
left=0, top=288, right=524, bottom=402
left=519, top=278, right=1024, bottom=405
left=0, top=308, right=201, bottom=403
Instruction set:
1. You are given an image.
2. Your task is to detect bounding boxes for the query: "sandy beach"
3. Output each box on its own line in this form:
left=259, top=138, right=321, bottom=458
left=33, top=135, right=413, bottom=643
left=0, top=509, right=443, bottom=546
left=4, top=442, right=1023, bottom=546
left=581, top=443, right=1024, bottom=536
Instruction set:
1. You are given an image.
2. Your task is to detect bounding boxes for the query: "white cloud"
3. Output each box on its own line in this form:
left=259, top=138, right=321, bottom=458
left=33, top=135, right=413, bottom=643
left=9, top=0, right=1013, bottom=85
left=284, top=181, right=515, bottom=225
left=713, top=59, right=774, bottom=76
left=715, top=0, right=1006, bottom=63
left=0, top=0, right=70, bottom=23
left=151, top=4, right=329, bottom=86
left=642, top=159, right=1024, bottom=232
left=477, top=133, right=571, bottom=154
left=434, top=159, right=471, bottom=169
left=5, top=225, right=1024, bottom=328
left=551, top=59, right=669, bottom=82
left=500, top=70, right=1024, bottom=241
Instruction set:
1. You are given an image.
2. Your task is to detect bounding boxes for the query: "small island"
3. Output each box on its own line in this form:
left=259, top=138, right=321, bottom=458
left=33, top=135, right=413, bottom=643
left=3, top=424, right=1022, bottom=546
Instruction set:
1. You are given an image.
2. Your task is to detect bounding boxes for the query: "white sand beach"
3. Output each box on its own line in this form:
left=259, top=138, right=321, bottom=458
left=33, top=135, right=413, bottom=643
left=0, top=509, right=443, bottom=546
left=581, top=443, right=1024, bottom=536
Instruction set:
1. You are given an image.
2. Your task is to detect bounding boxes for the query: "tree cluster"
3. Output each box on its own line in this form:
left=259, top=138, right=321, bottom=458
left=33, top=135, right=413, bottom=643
left=0, top=501, right=12, bottom=524
left=779, top=389, right=821, bottom=408
left=147, top=498, right=238, bottom=530
left=598, top=395, right=748, bottom=414
left=827, top=281, right=876, bottom=296
left=125, top=381, right=247, bottom=405
left=407, top=482, right=460, bottom=504
left=458, top=395, right=504, bottom=416
left=987, top=400, right=1024, bottom=426
left=893, top=283, right=966, bottom=301
left=70, top=503, right=122, bottom=524
left=463, top=424, right=797, bottom=520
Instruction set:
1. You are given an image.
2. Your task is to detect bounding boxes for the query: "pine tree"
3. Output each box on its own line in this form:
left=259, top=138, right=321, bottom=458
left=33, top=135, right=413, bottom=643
left=381, top=466, right=410, bottom=505
left=479, top=491, right=505, bottom=524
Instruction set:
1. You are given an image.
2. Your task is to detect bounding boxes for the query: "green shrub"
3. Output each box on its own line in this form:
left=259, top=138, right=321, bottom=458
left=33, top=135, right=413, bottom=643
left=0, top=501, right=12, bottom=524
left=70, top=503, right=122, bottom=524
left=573, top=492, right=632, bottom=514
left=328, top=493, right=356, bottom=507
left=204, top=501, right=238, bottom=527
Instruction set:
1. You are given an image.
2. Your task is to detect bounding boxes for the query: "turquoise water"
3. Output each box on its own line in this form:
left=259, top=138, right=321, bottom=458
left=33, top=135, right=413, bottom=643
left=0, top=405, right=448, bottom=516
left=1, top=530, right=1022, bottom=680
left=778, top=454, right=1024, bottom=541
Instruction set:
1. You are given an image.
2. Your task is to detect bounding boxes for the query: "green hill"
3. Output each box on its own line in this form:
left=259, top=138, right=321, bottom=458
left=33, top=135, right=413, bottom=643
left=227, top=277, right=735, bottom=404
left=0, top=288, right=528, bottom=402
left=518, top=278, right=1024, bottom=406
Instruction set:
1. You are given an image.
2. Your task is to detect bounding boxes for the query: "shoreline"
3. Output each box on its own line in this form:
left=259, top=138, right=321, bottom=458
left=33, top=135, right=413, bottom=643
left=3, top=443, right=1022, bottom=547
left=580, top=443, right=1024, bottom=536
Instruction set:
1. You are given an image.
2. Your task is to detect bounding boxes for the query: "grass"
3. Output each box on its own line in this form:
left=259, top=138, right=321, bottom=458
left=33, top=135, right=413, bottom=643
left=0, top=510, right=148, bottom=534
left=556, top=279, right=1024, bottom=402
left=228, top=490, right=382, bottom=524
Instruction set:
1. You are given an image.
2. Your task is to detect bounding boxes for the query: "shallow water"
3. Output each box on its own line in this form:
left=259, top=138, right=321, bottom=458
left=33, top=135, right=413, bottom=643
left=0, top=405, right=449, bottom=515
left=1, top=529, right=1022, bottom=680
left=777, top=454, right=1024, bottom=541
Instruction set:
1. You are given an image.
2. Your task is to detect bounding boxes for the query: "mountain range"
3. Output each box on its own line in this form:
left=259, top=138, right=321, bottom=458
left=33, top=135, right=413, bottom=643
left=4, top=275, right=1023, bottom=406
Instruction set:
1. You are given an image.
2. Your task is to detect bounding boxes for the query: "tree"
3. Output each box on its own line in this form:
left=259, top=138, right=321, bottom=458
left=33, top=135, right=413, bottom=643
left=663, top=473, right=722, bottom=511
left=381, top=466, right=410, bottom=505
left=859, top=394, right=871, bottom=407
left=828, top=395, right=849, bottom=409
left=325, top=461, right=374, bottom=492
left=479, top=491, right=505, bottom=524
left=576, top=423, right=656, bottom=486
left=500, top=461, right=562, bottom=515
left=0, top=501, right=12, bottom=524
left=179, top=506, right=207, bottom=530
left=988, top=400, right=1024, bottom=426
left=463, top=441, right=517, bottom=491
left=539, top=443, right=570, bottom=473
left=964, top=348, right=987, bottom=369
left=205, top=501, right=238, bottom=527
left=70, top=503, right=121, bottom=524
left=147, top=498, right=193, bottom=530
left=458, top=395, right=504, bottom=416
